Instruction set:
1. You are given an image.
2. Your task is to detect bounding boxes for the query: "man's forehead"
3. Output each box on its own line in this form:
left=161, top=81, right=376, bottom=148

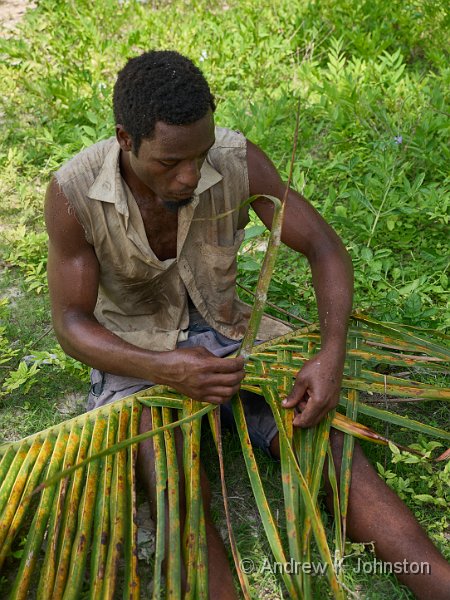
left=143, top=113, right=215, bottom=156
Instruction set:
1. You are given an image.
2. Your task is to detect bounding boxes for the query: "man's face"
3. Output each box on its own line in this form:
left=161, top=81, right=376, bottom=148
left=119, top=110, right=215, bottom=210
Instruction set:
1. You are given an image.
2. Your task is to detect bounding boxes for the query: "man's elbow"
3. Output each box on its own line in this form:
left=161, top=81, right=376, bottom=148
left=309, top=234, right=353, bottom=273
left=51, top=309, right=94, bottom=360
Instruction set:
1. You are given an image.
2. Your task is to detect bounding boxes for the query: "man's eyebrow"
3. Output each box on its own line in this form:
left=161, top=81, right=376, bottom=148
left=156, top=139, right=215, bottom=162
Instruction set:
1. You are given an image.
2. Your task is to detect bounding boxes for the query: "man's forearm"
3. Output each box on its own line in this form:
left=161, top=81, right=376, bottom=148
left=309, top=240, right=354, bottom=359
left=55, top=311, right=173, bottom=383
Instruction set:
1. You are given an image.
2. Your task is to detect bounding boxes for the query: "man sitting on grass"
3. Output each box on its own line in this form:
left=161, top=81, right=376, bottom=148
left=45, top=50, right=450, bottom=599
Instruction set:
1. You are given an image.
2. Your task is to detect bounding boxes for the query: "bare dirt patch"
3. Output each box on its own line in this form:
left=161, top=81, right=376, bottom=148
left=55, top=391, right=86, bottom=417
left=0, top=0, right=36, bottom=35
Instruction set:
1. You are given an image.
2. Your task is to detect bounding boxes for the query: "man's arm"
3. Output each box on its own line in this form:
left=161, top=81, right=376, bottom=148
left=247, top=141, right=354, bottom=427
left=45, top=178, right=244, bottom=404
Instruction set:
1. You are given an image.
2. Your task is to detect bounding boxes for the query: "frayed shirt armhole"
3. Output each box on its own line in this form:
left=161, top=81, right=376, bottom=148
left=53, top=174, right=93, bottom=245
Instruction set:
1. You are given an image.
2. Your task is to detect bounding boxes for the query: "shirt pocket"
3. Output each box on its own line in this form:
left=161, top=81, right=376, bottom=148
left=199, top=229, right=244, bottom=295
left=200, top=228, right=245, bottom=255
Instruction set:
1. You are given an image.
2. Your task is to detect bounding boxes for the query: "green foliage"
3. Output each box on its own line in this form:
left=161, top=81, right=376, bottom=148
left=4, top=227, right=48, bottom=294
left=1, top=347, right=90, bottom=398
left=378, top=440, right=450, bottom=510
left=376, top=439, right=450, bottom=556
left=0, top=271, right=89, bottom=428
left=0, top=300, right=19, bottom=366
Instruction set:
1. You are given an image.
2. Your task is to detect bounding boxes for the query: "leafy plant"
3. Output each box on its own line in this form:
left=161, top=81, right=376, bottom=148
left=4, top=227, right=48, bottom=295
left=0, top=300, right=19, bottom=366
left=378, top=440, right=450, bottom=509
left=1, top=347, right=90, bottom=398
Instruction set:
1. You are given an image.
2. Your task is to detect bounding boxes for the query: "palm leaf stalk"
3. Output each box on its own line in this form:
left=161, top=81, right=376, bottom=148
left=150, top=406, right=167, bottom=600
left=63, top=416, right=107, bottom=600
left=340, top=323, right=361, bottom=544
left=125, top=402, right=141, bottom=599
left=211, top=409, right=252, bottom=600
left=238, top=98, right=299, bottom=359
left=89, top=412, right=117, bottom=600
left=162, top=406, right=182, bottom=599
left=181, top=399, right=205, bottom=599
left=209, top=100, right=305, bottom=597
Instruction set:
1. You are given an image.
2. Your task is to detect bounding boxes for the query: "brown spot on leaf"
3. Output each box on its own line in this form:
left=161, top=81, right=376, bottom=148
left=78, top=533, right=86, bottom=551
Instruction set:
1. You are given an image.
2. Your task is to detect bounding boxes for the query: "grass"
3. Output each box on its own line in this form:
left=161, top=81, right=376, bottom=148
left=0, top=0, right=449, bottom=597
left=0, top=267, right=87, bottom=441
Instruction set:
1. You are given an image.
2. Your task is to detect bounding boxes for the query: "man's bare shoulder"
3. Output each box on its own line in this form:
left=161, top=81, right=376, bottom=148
left=55, top=137, right=116, bottom=188
left=45, top=177, right=92, bottom=254
left=245, top=138, right=285, bottom=198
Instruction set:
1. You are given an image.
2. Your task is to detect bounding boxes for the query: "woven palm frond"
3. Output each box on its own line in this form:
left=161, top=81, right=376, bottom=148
left=0, top=316, right=449, bottom=599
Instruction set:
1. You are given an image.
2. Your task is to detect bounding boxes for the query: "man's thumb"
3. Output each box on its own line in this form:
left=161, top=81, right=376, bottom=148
left=282, top=378, right=307, bottom=408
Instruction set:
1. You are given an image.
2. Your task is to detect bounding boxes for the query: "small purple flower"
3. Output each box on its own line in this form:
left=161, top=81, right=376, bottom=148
left=394, top=135, right=403, bottom=144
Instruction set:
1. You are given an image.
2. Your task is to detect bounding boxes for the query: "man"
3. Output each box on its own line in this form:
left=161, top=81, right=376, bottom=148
left=45, top=51, right=449, bottom=599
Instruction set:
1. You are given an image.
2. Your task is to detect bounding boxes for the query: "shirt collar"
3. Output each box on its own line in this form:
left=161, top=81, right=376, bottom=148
left=87, top=137, right=223, bottom=214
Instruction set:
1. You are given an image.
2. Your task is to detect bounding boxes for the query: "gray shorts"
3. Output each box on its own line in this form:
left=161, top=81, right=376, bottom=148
left=87, top=323, right=278, bottom=456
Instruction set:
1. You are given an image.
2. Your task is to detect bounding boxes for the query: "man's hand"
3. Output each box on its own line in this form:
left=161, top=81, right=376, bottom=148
left=281, top=349, right=345, bottom=428
left=154, top=347, right=245, bottom=405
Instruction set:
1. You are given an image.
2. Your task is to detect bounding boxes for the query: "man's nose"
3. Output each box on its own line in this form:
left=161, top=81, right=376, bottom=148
left=176, top=160, right=201, bottom=189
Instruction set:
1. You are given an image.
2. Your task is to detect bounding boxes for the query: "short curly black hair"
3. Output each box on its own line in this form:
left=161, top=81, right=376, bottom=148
left=113, top=50, right=215, bottom=154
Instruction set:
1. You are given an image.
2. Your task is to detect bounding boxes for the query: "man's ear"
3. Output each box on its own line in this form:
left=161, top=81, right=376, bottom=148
left=116, top=125, right=133, bottom=152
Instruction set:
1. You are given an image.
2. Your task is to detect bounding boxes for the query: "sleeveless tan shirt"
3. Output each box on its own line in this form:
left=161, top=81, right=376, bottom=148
left=55, top=127, right=291, bottom=351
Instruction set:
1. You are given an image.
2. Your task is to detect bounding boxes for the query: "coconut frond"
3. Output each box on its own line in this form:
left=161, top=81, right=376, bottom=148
left=0, top=317, right=449, bottom=598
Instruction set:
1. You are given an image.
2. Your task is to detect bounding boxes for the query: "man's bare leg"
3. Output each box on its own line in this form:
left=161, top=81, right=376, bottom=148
left=137, top=407, right=238, bottom=600
left=270, top=429, right=450, bottom=600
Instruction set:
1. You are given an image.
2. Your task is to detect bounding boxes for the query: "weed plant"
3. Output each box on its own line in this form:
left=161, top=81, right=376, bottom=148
left=0, top=0, right=448, bottom=597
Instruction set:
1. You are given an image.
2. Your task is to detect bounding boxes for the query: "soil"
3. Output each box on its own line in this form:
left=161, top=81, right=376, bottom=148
left=0, top=0, right=36, bottom=35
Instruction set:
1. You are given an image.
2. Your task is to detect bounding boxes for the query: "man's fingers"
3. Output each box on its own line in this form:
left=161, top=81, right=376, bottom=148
left=205, top=372, right=244, bottom=387
left=200, top=384, right=242, bottom=404
left=282, top=377, right=308, bottom=408
left=202, top=396, right=226, bottom=405
left=293, top=400, right=326, bottom=428
left=212, top=356, right=245, bottom=373
left=204, top=384, right=241, bottom=398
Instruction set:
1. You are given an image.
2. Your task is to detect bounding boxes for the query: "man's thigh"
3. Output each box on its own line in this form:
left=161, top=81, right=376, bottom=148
left=86, top=369, right=153, bottom=411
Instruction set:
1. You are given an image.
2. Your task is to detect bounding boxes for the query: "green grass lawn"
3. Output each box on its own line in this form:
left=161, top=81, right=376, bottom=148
left=0, top=0, right=449, bottom=598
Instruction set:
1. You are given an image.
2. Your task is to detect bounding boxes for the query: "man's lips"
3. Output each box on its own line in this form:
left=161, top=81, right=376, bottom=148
left=170, top=191, right=195, bottom=200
